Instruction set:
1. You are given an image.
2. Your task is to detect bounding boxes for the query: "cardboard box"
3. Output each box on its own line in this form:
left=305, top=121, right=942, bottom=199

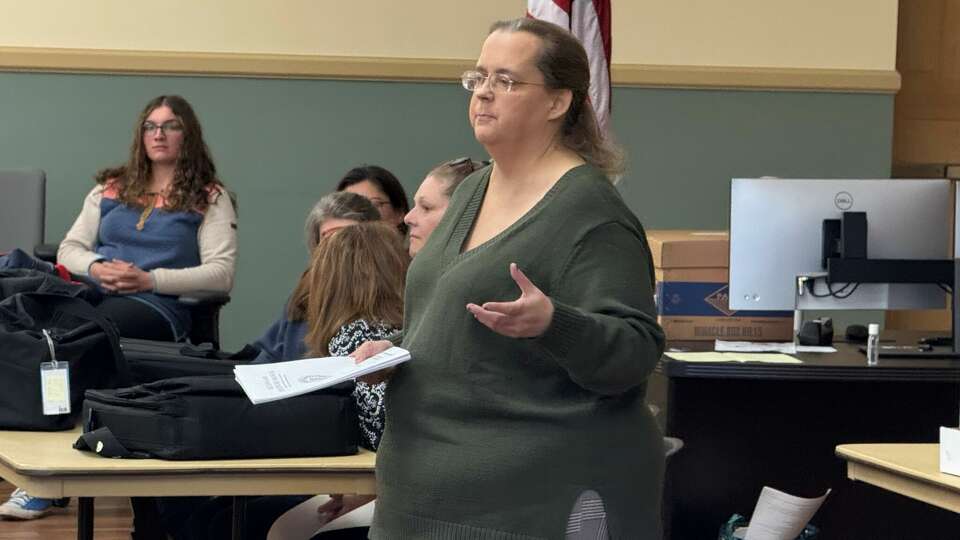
left=647, top=230, right=729, bottom=268
left=658, top=316, right=794, bottom=341
left=655, top=268, right=728, bottom=283
left=648, top=230, right=793, bottom=341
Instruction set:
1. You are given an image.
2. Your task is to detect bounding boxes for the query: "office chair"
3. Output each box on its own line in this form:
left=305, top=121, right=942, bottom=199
left=648, top=404, right=685, bottom=459
left=33, top=244, right=230, bottom=349
left=0, top=169, right=45, bottom=254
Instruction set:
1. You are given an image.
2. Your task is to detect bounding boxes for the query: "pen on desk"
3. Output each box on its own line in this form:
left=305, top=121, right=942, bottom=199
left=879, top=344, right=934, bottom=352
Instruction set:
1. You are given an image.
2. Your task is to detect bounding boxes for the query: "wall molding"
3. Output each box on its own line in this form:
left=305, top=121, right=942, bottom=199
left=0, top=46, right=900, bottom=93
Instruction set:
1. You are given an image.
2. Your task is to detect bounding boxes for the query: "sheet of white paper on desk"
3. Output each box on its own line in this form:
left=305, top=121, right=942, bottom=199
left=233, top=347, right=410, bottom=404
left=715, top=340, right=836, bottom=354
left=796, top=345, right=837, bottom=353
left=665, top=352, right=801, bottom=364
left=742, top=486, right=830, bottom=540
left=716, top=340, right=797, bottom=353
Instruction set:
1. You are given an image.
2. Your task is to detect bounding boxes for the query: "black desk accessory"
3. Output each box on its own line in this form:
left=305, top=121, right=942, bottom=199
left=798, top=317, right=833, bottom=346
left=846, top=324, right=868, bottom=343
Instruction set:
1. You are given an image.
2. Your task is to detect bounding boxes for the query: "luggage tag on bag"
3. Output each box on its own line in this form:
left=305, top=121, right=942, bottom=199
left=40, top=329, right=71, bottom=416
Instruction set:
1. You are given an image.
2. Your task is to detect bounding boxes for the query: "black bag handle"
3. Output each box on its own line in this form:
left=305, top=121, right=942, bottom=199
left=22, top=292, right=131, bottom=385
left=73, top=426, right=152, bottom=459
left=179, top=343, right=260, bottom=361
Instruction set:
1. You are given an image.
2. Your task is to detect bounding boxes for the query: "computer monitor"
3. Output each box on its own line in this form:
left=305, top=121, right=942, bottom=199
left=729, top=178, right=951, bottom=312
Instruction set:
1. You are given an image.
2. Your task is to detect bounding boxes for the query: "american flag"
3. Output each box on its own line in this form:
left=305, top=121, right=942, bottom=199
left=527, top=0, right=612, bottom=134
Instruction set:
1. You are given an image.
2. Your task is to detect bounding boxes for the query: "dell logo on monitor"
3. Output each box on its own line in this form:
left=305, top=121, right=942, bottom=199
left=834, top=191, right=854, bottom=210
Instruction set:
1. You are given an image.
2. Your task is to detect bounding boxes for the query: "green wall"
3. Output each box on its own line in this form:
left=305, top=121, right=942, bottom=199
left=0, top=72, right=893, bottom=348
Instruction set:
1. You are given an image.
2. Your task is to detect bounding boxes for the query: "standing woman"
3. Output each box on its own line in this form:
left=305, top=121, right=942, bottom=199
left=356, top=18, right=666, bottom=539
left=58, top=95, right=237, bottom=342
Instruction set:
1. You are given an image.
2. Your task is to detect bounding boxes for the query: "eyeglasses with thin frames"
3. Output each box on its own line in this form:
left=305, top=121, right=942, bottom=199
left=461, top=70, right=545, bottom=94
left=142, top=120, right=184, bottom=135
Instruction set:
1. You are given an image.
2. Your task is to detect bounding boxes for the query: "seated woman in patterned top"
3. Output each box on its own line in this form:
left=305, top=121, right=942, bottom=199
left=168, top=221, right=408, bottom=540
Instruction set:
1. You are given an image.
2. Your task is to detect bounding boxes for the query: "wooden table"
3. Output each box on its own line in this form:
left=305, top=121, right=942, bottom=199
left=0, top=427, right=376, bottom=540
left=837, top=443, right=960, bottom=514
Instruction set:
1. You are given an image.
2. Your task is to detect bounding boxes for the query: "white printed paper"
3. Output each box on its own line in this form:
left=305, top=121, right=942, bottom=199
left=715, top=340, right=836, bottom=354
left=234, top=347, right=410, bottom=404
left=743, top=486, right=830, bottom=540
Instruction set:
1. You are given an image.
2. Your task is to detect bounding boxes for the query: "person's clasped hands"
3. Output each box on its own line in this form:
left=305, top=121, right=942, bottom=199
left=90, top=259, right=153, bottom=294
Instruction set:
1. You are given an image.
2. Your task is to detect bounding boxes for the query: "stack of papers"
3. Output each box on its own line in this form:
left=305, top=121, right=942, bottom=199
left=665, top=352, right=802, bottom=364
left=715, top=340, right=836, bottom=354
left=234, top=347, right=410, bottom=404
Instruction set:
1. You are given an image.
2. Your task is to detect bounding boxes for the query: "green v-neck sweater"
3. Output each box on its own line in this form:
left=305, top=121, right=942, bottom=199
left=370, top=164, right=666, bottom=539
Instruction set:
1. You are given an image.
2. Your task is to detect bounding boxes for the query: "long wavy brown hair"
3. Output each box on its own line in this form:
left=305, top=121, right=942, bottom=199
left=304, top=222, right=408, bottom=357
left=95, top=95, right=223, bottom=212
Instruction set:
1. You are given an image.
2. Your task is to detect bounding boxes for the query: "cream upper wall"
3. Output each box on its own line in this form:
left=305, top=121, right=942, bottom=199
left=615, top=0, right=898, bottom=70
left=0, top=0, right=897, bottom=70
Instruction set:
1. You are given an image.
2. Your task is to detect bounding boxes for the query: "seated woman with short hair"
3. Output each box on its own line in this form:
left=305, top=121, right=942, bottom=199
left=253, top=191, right=380, bottom=364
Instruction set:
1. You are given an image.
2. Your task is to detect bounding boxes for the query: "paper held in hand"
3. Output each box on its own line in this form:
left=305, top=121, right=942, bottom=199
left=234, top=347, right=410, bottom=405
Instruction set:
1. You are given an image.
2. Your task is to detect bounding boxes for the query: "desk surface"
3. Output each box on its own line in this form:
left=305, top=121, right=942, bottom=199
left=837, top=443, right=960, bottom=514
left=659, top=337, right=960, bottom=382
left=0, top=428, right=376, bottom=498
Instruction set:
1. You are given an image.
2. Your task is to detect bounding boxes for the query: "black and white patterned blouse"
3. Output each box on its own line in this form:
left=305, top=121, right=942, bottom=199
left=326, top=319, right=397, bottom=451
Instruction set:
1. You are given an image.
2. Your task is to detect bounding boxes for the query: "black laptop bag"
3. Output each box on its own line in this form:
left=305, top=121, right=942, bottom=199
left=120, top=338, right=259, bottom=385
left=0, top=292, right=128, bottom=430
left=75, top=375, right=359, bottom=459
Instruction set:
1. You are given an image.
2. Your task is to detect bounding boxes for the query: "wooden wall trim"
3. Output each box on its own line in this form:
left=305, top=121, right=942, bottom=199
left=0, top=46, right=901, bottom=93
left=611, top=64, right=900, bottom=93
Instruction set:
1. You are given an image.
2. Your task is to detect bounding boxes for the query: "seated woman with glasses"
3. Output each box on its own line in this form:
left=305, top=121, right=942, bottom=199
left=405, top=157, right=488, bottom=257
left=59, top=94, right=236, bottom=343
left=252, top=191, right=381, bottom=364
left=336, top=165, right=410, bottom=234
left=0, top=95, right=237, bottom=521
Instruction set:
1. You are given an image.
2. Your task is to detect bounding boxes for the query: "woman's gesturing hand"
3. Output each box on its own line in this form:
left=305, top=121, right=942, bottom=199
left=466, top=263, right=554, bottom=338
